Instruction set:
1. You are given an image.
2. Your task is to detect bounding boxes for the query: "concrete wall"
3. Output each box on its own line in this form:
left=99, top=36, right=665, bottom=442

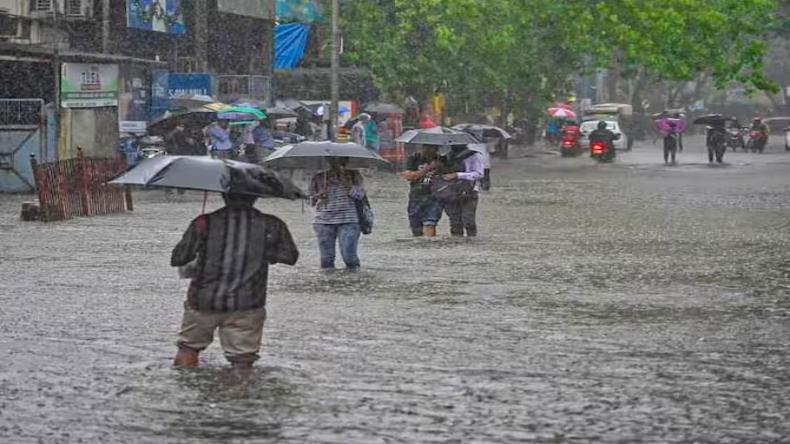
left=61, top=107, right=119, bottom=159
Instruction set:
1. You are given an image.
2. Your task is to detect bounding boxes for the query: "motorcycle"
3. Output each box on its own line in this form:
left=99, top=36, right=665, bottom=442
left=119, top=134, right=166, bottom=165
left=560, top=136, right=583, bottom=157
left=136, top=136, right=166, bottom=159
left=725, top=127, right=746, bottom=151
left=590, top=139, right=616, bottom=163
left=746, top=129, right=767, bottom=153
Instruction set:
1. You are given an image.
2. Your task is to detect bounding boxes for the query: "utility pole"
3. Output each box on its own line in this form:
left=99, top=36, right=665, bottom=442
left=52, top=0, right=61, bottom=156
left=328, top=0, right=339, bottom=141
left=194, top=1, right=208, bottom=72
left=101, top=0, right=111, bottom=53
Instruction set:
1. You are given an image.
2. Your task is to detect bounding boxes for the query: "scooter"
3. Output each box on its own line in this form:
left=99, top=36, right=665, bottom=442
left=726, top=127, right=746, bottom=151
left=560, top=136, right=583, bottom=157
left=136, top=135, right=166, bottom=159
left=590, top=139, right=616, bottom=163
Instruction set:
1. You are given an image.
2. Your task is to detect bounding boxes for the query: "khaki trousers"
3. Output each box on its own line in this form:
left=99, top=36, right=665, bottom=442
left=176, top=306, right=267, bottom=363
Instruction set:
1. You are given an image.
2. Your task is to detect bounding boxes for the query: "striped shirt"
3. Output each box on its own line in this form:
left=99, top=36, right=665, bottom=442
left=309, top=171, right=361, bottom=225
left=171, top=205, right=299, bottom=312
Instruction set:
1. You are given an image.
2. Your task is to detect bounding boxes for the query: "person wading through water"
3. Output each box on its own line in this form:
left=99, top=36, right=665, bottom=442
left=170, top=193, right=299, bottom=369
left=309, top=157, right=366, bottom=269
left=435, top=145, right=485, bottom=237
left=401, top=145, right=443, bottom=237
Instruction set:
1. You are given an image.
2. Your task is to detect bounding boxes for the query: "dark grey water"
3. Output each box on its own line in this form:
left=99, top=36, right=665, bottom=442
left=1, top=140, right=789, bottom=443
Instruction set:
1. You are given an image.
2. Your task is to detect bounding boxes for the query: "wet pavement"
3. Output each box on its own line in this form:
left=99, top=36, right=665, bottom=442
left=1, top=137, right=789, bottom=443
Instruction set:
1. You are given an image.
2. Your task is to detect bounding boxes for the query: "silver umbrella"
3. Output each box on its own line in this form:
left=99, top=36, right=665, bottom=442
left=109, top=156, right=306, bottom=199
left=395, top=126, right=480, bottom=146
left=262, top=141, right=391, bottom=170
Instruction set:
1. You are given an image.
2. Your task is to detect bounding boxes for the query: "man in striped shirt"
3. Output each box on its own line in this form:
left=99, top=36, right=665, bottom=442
left=170, top=193, right=299, bottom=368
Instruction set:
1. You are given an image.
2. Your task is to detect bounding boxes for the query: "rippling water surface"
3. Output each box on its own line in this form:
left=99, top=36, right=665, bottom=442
left=1, top=141, right=789, bottom=443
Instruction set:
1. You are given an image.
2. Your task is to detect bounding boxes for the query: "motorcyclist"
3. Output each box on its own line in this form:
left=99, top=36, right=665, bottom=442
left=562, top=119, right=581, bottom=143
left=749, top=117, right=769, bottom=140
left=588, top=121, right=619, bottom=148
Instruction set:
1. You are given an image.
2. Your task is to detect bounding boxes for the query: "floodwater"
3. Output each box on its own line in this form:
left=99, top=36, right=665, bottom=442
left=1, top=138, right=789, bottom=443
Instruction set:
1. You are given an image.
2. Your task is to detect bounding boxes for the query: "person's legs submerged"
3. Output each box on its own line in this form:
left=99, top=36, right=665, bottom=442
left=407, top=197, right=424, bottom=236
left=174, top=307, right=220, bottom=368
left=313, top=224, right=339, bottom=269
left=422, top=197, right=442, bottom=237
left=461, top=194, right=479, bottom=237
left=218, top=307, right=267, bottom=369
left=338, top=223, right=362, bottom=269
left=444, top=200, right=464, bottom=237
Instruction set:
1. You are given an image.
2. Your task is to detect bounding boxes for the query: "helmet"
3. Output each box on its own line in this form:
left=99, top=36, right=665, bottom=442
left=754, top=116, right=763, bottom=123
left=597, top=121, right=608, bottom=130
left=730, top=116, right=738, bottom=121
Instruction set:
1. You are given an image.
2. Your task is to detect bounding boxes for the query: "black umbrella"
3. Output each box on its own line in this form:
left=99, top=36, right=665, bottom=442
left=692, top=114, right=727, bottom=126
left=148, top=108, right=217, bottom=135
left=364, top=102, right=405, bottom=114
left=109, top=156, right=306, bottom=200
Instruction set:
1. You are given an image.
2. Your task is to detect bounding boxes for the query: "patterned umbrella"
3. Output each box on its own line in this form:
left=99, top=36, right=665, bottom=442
left=548, top=108, right=576, bottom=119
left=170, top=94, right=216, bottom=109
left=217, top=106, right=266, bottom=121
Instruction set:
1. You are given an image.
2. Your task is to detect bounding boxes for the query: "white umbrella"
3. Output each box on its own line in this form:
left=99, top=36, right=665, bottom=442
left=262, top=141, right=391, bottom=170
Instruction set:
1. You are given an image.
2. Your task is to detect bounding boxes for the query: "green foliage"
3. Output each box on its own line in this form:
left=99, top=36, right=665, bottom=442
left=341, top=0, right=782, bottom=113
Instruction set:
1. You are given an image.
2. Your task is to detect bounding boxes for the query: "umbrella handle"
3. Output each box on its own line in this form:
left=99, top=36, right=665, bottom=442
left=201, top=191, right=208, bottom=214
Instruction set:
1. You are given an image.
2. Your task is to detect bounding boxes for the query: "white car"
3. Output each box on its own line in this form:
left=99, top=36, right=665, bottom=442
left=579, top=120, right=628, bottom=150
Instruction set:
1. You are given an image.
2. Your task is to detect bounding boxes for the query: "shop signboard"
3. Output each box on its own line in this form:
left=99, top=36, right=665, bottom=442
left=61, top=63, right=120, bottom=108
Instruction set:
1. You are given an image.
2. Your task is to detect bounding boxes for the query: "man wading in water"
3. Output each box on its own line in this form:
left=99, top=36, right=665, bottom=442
left=170, top=193, right=299, bottom=369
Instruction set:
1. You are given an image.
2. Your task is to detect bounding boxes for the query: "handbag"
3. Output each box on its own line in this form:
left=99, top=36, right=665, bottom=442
left=354, top=195, right=374, bottom=235
left=430, top=176, right=475, bottom=202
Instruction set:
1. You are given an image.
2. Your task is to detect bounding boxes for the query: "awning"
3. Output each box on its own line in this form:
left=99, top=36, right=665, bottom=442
left=0, top=42, right=168, bottom=66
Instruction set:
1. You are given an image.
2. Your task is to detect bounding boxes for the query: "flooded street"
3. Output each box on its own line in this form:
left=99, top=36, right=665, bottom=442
left=2, top=139, right=789, bottom=443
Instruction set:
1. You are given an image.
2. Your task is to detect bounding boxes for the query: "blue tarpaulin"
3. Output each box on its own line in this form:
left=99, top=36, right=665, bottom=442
left=275, top=23, right=310, bottom=69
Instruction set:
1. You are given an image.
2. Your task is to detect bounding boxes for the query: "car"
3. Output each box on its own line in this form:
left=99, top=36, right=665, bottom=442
left=579, top=120, right=628, bottom=150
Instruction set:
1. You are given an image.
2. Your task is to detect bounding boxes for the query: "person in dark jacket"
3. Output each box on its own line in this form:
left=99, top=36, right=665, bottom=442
left=170, top=193, right=299, bottom=369
left=663, top=121, right=679, bottom=165
left=437, top=145, right=485, bottom=237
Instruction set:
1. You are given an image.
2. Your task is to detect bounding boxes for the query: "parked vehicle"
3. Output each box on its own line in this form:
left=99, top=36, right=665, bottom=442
left=119, top=134, right=166, bottom=165
left=582, top=103, right=634, bottom=150
left=579, top=120, right=628, bottom=150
